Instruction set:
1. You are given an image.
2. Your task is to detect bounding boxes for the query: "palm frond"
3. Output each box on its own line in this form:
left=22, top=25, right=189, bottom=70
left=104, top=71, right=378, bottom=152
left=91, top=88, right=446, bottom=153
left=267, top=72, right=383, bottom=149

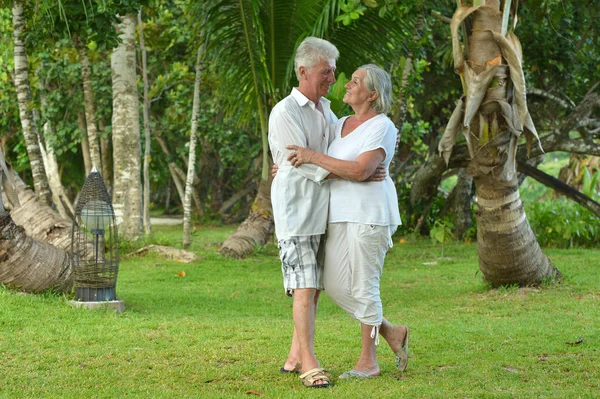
left=202, top=0, right=341, bottom=126
left=328, top=6, right=415, bottom=76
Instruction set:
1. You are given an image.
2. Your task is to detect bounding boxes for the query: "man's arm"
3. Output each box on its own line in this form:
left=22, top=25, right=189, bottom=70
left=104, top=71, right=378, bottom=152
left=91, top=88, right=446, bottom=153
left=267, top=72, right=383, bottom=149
left=269, top=109, right=328, bottom=183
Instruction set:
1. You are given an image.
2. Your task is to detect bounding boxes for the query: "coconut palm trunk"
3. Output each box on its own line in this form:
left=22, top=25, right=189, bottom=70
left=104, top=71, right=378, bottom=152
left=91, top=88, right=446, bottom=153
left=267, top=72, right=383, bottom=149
left=183, top=43, right=206, bottom=249
left=73, top=35, right=102, bottom=172
left=12, top=0, right=52, bottom=206
left=0, top=213, right=72, bottom=293
left=138, top=9, right=152, bottom=235
left=5, top=168, right=73, bottom=252
left=438, top=0, right=561, bottom=286
left=111, top=13, right=143, bottom=239
left=38, top=83, right=75, bottom=219
left=39, top=121, right=75, bottom=219
left=220, top=171, right=274, bottom=258
left=0, top=152, right=73, bottom=293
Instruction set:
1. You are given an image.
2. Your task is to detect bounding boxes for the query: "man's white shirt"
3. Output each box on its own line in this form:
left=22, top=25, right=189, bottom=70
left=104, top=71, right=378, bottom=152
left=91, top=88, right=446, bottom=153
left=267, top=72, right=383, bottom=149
left=268, top=88, right=338, bottom=239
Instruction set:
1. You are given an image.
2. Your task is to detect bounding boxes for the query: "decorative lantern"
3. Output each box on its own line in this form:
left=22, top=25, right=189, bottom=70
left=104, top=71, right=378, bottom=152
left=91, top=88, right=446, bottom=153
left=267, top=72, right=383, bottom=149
left=71, top=166, right=123, bottom=310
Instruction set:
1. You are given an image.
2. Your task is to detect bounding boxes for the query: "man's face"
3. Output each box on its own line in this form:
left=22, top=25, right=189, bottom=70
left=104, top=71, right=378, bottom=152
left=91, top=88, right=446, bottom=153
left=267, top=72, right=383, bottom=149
left=302, top=58, right=336, bottom=99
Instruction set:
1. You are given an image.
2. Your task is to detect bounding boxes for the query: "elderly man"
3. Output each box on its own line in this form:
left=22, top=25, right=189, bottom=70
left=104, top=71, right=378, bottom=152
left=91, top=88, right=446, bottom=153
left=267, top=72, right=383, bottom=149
left=268, top=36, right=338, bottom=388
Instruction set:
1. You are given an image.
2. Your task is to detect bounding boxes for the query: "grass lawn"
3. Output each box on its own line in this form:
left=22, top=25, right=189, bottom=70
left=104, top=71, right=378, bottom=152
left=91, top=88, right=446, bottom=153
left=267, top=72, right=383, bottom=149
left=1, top=225, right=599, bottom=398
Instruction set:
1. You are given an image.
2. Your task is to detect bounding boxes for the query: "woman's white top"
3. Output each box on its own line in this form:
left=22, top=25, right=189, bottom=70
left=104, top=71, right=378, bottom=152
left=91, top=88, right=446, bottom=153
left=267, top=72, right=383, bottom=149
left=322, top=114, right=401, bottom=229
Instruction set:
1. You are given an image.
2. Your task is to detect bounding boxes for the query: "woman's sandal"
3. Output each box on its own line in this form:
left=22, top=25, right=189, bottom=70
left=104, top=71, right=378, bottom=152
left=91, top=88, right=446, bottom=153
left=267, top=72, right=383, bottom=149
left=299, top=368, right=331, bottom=388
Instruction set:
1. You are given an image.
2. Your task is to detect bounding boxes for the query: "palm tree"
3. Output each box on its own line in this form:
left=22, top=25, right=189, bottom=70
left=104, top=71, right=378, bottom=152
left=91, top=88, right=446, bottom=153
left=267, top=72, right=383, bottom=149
left=11, top=0, right=52, bottom=206
left=0, top=149, right=73, bottom=293
left=73, top=34, right=103, bottom=173
left=438, top=0, right=561, bottom=286
left=111, top=13, right=143, bottom=239
left=198, top=0, right=409, bottom=257
left=183, top=42, right=207, bottom=249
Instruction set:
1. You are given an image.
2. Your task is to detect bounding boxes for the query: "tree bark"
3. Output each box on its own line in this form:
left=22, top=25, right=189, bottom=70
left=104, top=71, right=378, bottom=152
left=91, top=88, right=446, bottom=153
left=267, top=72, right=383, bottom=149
left=78, top=113, right=92, bottom=175
left=183, top=44, right=206, bottom=249
left=441, top=1, right=561, bottom=286
left=99, top=118, right=112, bottom=194
left=138, top=9, right=152, bottom=236
left=220, top=171, right=274, bottom=259
left=37, top=82, right=74, bottom=220
left=0, top=213, right=72, bottom=293
left=73, top=35, right=102, bottom=172
left=475, top=174, right=560, bottom=287
left=5, top=168, right=73, bottom=252
left=40, top=121, right=74, bottom=219
left=111, top=14, right=143, bottom=239
left=12, top=0, right=52, bottom=206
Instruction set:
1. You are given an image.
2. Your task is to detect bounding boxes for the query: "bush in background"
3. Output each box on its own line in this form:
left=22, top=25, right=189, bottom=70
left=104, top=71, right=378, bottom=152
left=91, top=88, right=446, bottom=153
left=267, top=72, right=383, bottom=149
left=526, top=199, right=600, bottom=248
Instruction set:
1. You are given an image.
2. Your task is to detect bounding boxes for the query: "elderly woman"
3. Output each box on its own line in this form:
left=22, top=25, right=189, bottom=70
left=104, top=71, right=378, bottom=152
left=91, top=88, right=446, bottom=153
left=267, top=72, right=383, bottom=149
left=287, top=64, right=409, bottom=379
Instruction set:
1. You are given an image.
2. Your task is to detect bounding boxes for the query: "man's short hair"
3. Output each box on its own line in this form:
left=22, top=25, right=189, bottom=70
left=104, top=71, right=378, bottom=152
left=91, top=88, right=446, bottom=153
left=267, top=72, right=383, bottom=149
left=359, top=64, right=393, bottom=114
left=294, top=37, right=339, bottom=81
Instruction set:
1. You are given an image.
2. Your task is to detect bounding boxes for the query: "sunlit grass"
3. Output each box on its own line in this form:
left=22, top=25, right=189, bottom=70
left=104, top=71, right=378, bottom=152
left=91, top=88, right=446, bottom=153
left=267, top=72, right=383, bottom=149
left=1, top=225, right=598, bottom=398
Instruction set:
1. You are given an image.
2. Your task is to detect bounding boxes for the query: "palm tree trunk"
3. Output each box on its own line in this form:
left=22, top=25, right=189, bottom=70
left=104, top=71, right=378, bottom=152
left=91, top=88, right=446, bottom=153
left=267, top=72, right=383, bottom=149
left=99, top=118, right=112, bottom=194
left=12, top=0, right=52, bottom=206
left=138, top=9, right=152, bottom=235
left=440, top=0, right=561, bottom=286
left=111, top=13, right=142, bottom=239
left=5, top=168, right=73, bottom=252
left=40, top=121, right=75, bottom=219
left=78, top=113, right=93, bottom=175
left=475, top=174, right=559, bottom=287
left=38, top=81, right=75, bottom=219
left=220, top=165, right=274, bottom=258
left=183, top=44, right=206, bottom=249
left=73, top=35, right=102, bottom=172
left=0, top=214, right=72, bottom=293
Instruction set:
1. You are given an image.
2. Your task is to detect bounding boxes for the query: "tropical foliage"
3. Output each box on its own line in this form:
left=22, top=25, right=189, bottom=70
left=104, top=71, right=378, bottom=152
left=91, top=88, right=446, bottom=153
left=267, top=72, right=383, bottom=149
left=0, top=0, right=597, bottom=247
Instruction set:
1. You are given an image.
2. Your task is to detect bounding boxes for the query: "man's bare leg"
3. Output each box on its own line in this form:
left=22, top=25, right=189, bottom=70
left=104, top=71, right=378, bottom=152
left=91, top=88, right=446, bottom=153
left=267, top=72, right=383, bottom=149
left=292, top=288, right=328, bottom=386
left=284, top=290, right=320, bottom=371
left=282, top=327, right=301, bottom=372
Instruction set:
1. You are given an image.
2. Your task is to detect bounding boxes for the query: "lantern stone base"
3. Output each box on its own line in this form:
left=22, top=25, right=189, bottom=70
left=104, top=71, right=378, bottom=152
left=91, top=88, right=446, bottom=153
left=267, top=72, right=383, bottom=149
left=70, top=299, right=125, bottom=313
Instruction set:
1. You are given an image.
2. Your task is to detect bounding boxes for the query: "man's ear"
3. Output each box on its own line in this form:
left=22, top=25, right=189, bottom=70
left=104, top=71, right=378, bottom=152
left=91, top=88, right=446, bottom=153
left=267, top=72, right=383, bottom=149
left=298, top=66, right=307, bottom=80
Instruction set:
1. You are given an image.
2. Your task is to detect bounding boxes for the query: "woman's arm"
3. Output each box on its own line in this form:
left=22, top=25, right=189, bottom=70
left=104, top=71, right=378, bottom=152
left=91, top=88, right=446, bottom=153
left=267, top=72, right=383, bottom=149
left=287, top=144, right=385, bottom=182
left=273, top=162, right=385, bottom=181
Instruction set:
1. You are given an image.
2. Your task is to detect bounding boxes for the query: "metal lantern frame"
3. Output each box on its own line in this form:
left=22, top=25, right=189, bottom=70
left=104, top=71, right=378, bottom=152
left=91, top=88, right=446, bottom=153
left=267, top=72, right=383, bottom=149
left=71, top=167, right=119, bottom=302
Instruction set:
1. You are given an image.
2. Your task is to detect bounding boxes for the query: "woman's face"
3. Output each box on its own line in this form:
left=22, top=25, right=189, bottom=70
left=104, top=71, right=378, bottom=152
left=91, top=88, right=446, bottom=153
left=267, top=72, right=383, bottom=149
left=343, top=69, right=373, bottom=107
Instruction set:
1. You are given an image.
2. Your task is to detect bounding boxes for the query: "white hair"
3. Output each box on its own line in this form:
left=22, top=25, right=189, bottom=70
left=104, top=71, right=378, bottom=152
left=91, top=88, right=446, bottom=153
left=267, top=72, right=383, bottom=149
left=359, top=64, right=393, bottom=114
left=294, top=37, right=339, bottom=81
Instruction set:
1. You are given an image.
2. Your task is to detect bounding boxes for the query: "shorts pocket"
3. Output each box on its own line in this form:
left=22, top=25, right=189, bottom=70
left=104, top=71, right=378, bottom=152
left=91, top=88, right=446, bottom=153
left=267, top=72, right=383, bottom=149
left=280, top=239, right=299, bottom=272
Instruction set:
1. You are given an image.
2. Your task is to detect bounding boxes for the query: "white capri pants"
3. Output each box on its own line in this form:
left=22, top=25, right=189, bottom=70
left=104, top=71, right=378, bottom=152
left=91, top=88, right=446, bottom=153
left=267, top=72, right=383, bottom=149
left=324, top=222, right=391, bottom=327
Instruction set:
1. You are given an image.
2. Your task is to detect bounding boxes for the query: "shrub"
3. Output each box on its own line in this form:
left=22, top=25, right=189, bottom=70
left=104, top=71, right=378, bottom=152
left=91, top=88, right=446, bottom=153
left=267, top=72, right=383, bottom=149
left=526, top=199, right=600, bottom=248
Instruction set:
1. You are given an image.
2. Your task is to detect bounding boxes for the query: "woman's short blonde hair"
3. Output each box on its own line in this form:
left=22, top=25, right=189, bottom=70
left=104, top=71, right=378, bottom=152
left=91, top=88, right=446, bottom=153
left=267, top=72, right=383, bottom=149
left=359, top=64, right=393, bottom=114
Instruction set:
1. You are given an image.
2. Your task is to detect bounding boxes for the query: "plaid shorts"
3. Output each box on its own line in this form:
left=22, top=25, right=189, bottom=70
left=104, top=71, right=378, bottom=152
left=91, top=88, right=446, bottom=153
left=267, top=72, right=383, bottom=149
left=278, top=235, right=325, bottom=297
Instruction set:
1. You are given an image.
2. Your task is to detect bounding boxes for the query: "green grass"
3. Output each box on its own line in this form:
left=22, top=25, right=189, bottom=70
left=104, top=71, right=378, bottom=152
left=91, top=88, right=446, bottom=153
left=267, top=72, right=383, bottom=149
left=1, top=225, right=599, bottom=398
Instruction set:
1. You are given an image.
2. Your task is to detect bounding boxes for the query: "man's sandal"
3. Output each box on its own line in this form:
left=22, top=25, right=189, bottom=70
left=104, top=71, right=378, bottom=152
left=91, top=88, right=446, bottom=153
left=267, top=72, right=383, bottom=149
left=280, top=362, right=301, bottom=374
left=299, top=368, right=331, bottom=388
